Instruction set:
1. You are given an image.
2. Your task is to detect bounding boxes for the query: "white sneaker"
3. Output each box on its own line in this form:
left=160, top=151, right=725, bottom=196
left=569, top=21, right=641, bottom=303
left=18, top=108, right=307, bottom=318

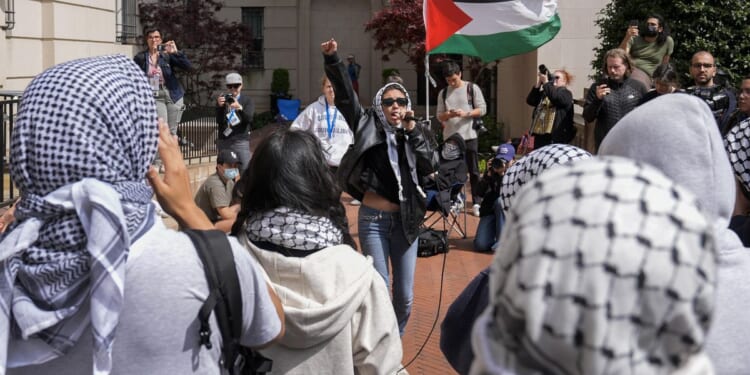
left=472, top=204, right=481, bottom=217
left=349, top=199, right=361, bottom=206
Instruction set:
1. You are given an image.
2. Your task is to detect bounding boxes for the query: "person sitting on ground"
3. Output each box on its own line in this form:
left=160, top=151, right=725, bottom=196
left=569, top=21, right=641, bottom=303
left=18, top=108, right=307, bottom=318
left=290, top=75, right=354, bottom=175
left=471, top=156, right=717, bottom=374
left=194, top=149, right=241, bottom=232
left=1, top=54, right=284, bottom=374
left=525, top=68, right=576, bottom=148
left=599, top=93, right=750, bottom=375
left=472, top=143, right=515, bottom=253
left=639, top=63, right=682, bottom=104
left=227, top=128, right=404, bottom=374
left=423, top=133, right=468, bottom=216
left=442, top=143, right=591, bottom=374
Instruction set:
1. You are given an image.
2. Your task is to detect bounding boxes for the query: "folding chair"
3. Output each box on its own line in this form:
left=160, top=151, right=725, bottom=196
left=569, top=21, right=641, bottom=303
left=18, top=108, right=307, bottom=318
left=276, top=98, right=301, bottom=122
left=423, top=182, right=468, bottom=239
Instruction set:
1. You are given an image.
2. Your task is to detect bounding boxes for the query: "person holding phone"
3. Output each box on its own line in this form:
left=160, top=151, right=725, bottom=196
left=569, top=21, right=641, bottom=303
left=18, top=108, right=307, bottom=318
left=583, top=48, right=648, bottom=151
left=133, top=27, right=192, bottom=137
left=619, top=14, right=674, bottom=88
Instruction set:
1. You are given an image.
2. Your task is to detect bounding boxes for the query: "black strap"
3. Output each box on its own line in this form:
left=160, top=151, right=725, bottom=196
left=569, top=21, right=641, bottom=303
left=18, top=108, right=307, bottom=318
left=441, top=81, right=476, bottom=111
left=184, top=229, right=272, bottom=375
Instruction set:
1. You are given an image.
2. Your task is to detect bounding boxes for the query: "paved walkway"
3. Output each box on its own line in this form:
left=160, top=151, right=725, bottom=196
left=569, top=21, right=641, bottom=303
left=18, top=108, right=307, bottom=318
left=341, top=194, right=491, bottom=374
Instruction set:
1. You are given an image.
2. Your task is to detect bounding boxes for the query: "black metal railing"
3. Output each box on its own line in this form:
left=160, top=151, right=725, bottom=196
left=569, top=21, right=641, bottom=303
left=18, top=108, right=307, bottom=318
left=1, top=94, right=20, bottom=207
left=178, top=105, right=218, bottom=164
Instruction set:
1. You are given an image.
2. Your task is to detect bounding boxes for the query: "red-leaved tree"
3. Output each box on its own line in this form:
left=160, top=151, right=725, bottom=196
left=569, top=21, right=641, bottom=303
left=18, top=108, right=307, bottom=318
left=138, top=0, right=254, bottom=106
left=364, top=0, right=426, bottom=67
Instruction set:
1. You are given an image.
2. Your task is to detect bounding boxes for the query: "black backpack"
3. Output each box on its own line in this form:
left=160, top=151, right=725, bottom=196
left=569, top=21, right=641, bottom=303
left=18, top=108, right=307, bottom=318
left=183, top=229, right=273, bottom=375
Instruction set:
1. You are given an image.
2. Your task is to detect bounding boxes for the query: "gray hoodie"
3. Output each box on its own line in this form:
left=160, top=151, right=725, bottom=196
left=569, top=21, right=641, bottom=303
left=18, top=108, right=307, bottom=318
left=599, top=94, right=750, bottom=375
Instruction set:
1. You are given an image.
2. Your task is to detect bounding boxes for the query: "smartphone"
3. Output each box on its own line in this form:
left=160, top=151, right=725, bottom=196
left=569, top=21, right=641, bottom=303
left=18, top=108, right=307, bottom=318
left=628, top=19, right=639, bottom=28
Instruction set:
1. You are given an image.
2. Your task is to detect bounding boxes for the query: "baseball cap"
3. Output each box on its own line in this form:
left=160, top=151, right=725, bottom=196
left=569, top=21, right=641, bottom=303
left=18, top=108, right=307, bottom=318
left=217, top=150, right=240, bottom=165
left=225, top=72, right=243, bottom=85
left=494, top=143, right=516, bottom=162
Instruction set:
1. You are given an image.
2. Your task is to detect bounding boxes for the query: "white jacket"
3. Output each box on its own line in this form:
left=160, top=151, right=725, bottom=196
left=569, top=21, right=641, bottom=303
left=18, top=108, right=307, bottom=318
left=290, top=95, right=354, bottom=167
left=239, top=234, right=403, bottom=375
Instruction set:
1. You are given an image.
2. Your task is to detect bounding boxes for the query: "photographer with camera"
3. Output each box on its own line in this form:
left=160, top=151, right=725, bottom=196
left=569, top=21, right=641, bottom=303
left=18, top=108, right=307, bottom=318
left=437, top=60, right=487, bottom=214
left=472, top=144, right=515, bottom=253
left=525, top=66, right=576, bottom=148
left=686, top=51, right=737, bottom=133
left=583, top=48, right=647, bottom=151
left=216, top=72, right=254, bottom=173
left=133, top=27, right=192, bottom=136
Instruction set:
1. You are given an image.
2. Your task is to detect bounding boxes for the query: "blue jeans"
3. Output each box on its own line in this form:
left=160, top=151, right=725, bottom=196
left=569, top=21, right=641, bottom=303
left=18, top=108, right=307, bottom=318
left=358, top=205, right=418, bottom=335
left=473, top=198, right=505, bottom=252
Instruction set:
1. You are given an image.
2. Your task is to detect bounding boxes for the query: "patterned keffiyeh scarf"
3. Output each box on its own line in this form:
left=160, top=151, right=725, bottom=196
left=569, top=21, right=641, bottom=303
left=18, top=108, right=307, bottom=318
left=0, top=55, right=158, bottom=374
left=245, top=207, right=343, bottom=251
left=724, top=117, right=750, bottom=192
left=500, top=144, right=592, bottom=212
left=474, top=157, right=717, bottom=374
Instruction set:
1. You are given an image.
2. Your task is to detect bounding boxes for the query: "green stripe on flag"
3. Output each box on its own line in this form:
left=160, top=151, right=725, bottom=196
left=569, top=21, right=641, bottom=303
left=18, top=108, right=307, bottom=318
left=430, top=13, right=561, bottom=61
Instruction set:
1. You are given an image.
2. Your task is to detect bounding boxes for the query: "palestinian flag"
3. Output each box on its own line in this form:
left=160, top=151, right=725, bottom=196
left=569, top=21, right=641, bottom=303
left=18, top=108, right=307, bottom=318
left=424, top=0, right=561, bottom=61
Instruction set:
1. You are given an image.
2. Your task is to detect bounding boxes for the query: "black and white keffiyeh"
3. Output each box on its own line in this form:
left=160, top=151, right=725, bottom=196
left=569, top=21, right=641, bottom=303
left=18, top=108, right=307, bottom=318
left=472, top=157, right=717, bottom=375
left=500, top=144, right=592, bottom=211
left=0, top=55, right=157, bottom=373
left=724, top=117, right=750, bottom=191
left=245, top=207, right=343, bottom=251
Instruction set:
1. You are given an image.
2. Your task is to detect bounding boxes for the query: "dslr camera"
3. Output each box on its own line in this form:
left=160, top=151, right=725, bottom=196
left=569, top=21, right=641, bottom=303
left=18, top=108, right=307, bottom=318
left=223, top=94, right=235, bottom=105
left=538, top=64, right=554, bottom=82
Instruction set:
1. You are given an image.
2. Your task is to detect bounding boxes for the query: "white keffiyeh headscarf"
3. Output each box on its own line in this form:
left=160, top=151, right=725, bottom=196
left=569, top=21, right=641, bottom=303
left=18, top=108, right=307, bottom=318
left=471, top=157, right=717, bottom=375
left=0, top=55, right=158, bottom=374
left=500, top=144, right=592, bottom=212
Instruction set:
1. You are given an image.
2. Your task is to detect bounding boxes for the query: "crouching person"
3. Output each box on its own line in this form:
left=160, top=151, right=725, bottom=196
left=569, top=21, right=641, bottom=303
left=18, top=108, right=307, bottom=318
left=1, top=55, right=284, bottom=374
left=230, top=128, right=405, bottom=374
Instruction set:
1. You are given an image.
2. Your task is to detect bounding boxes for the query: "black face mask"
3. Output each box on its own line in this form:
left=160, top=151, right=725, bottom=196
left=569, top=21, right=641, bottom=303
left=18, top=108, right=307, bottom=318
left=644, top=25, right=658, bottom=37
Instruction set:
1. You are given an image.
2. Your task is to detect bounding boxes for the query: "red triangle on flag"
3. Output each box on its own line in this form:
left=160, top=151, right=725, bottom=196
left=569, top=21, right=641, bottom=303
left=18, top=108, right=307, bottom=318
left=424, top=0, right=472, bottom=52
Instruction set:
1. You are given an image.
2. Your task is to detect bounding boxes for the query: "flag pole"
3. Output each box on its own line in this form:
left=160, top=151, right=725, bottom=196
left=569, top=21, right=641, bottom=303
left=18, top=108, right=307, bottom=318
left=425, top=55, right=430, bottom=123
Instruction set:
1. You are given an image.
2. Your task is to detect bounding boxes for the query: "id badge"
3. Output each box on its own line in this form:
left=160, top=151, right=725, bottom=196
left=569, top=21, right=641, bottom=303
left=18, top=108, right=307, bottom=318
left=223, top=127, right=233, bottom=137
left=226, top=111, right=241, bottom=127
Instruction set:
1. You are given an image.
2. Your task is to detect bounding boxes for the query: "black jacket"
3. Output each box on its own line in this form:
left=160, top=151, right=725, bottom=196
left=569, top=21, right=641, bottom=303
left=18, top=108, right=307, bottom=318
left=526, top=82, right=575, bottom=144
left=215, top=94, right=254, bottom=141
left=324, top=52, right=437, bottom=242
left=583, top=77, right=647, bottom=149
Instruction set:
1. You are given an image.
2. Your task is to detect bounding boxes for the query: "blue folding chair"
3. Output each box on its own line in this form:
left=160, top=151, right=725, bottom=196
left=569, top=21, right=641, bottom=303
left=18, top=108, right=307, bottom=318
left=276, top=98, right=301, bottom=122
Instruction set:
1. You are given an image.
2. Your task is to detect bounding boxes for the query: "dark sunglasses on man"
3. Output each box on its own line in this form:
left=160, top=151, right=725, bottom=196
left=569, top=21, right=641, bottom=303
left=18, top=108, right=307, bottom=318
left=227, top=84, right=241, bottom=89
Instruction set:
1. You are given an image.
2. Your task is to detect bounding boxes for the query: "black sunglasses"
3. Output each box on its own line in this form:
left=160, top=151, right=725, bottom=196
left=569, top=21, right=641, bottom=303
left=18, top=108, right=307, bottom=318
left=226, top=84, right=241, bottom=89
left=382, top=97, right=408, bottom=107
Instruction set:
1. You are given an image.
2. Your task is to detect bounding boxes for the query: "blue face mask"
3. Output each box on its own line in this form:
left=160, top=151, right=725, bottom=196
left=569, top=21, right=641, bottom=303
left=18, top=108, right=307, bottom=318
left=223, top=168, right=239, bottom=180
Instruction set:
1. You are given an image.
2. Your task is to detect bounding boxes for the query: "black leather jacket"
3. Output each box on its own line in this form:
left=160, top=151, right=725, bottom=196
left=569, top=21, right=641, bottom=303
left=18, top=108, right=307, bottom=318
left=324, top=52, right=437, bottom=242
